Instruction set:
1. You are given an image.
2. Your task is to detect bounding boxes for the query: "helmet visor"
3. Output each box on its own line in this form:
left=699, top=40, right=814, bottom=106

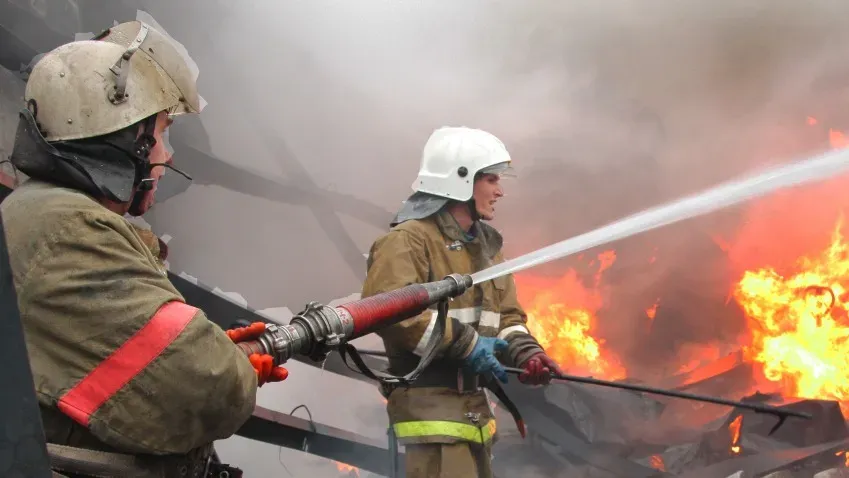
left=479, top=161, right=516, bottom=179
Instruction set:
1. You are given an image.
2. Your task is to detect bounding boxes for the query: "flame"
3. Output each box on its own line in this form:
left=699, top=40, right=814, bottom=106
left=729, top=415, right=743, bottom=454
left=836, top=450, right=849, bottom=467
left=334, top=462, right=360, bottom=476
left=509, top=116, right=849, bottom=405
left=594, top=250, right=617, bottom=286
left=516, top=251, right=626, bottom=379
left=830, top=129, right=849, bottom=149
left=649, top=455, right=665, bottom=471
left=646, top=298, right=660, bottom=321
left=728, top=117, right=849, bottom=414
left=674, top=342, right=724, bottom=375
left=733, top=220, right=849, bottom=411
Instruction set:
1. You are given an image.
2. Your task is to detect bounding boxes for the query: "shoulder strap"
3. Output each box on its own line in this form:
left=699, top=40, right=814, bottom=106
left=339, top=300, right=449, bottom=387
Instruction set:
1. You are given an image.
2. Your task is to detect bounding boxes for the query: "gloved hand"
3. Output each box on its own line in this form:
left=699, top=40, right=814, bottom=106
left=463, top=336, right=509, bottom=383
left=518, top=352, right=563, bottom=386
left=226, top=322, right=289, bottom=386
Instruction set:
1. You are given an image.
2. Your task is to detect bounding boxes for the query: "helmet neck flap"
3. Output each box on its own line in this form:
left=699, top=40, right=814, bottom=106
left=10, top=105, right=189, bottom=212
left=10, top=105, right=154, bottom=203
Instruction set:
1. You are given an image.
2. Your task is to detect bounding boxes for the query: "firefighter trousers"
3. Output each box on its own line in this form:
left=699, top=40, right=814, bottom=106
left=404, top=442, right=492, bottom=478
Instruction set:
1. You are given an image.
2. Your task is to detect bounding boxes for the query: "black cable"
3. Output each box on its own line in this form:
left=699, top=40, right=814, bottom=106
left=289, top=403, right=317, bottom=433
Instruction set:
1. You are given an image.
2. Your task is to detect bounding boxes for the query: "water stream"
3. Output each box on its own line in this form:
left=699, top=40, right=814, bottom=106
left=472, top=147, right=849, bottom=284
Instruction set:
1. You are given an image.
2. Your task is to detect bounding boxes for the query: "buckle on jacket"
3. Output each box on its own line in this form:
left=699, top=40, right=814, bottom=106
left=457, top=369, right=480, bottom=393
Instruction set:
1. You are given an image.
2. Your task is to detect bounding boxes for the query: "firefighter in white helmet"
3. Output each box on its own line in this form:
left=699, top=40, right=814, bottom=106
left=2, top=21, right=286, bottom=477
left=361, top=126, right=564, bottom=477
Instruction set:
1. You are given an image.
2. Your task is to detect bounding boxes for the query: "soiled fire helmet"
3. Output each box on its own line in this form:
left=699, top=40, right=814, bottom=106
left=10, top=20, right=201, bottom=206
left=391, top=126, right=514, bottom=226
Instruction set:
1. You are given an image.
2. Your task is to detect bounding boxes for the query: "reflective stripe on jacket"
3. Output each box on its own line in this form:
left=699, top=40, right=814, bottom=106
left=394, top=418, right=497, bottom=445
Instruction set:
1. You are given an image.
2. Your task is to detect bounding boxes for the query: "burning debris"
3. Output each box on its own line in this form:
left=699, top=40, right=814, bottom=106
left=495, top=119, right=849, bottom=476
left=518, top=256, right=626, bottom=380
left=334, top=461, right=360, bottom=477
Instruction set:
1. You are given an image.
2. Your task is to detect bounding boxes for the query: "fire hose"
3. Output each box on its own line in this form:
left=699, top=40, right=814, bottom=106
left=234, top=273, right=470, bottom=375
left=233, top=272, right=811, bottom=433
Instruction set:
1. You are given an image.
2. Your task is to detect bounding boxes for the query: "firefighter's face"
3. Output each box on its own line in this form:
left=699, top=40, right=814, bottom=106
left=135, top=112, right=174, bottom=215
left=472, top=173, right=504, bottom=221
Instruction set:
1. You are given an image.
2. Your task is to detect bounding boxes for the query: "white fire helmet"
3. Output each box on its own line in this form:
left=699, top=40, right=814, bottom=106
left=24, top=20, right=201, bottom=142
left=412, top=126, right=513, bottom=202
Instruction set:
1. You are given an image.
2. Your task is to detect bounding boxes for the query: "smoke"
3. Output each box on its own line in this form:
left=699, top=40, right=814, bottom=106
left=134, top=0, right=849, bottom=320
left=113, top=0, right=849, bottom=416
left=113, top=0, right=849, bottom=445
left=458, top=0, right=849, bottom=378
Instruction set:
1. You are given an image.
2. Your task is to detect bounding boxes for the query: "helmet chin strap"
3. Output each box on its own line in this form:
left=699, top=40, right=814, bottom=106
left=127, top=162, right=193, bottom=216
left=125, top=115, right=193, bottom=216
left=126, top=115, right=158, bottom=216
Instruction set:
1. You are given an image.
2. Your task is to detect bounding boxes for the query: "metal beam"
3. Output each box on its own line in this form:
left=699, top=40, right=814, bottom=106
left=237, top=405, right=403, bottom=476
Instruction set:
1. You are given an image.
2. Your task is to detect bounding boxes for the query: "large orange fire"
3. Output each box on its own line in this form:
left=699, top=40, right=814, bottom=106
left=734, top=220, right=849, bottom=408
left=516, top=251, right=626, bottom=379
left=728, top=118, right=849, bottom=413
left=514, top=116, right=849, bottom=414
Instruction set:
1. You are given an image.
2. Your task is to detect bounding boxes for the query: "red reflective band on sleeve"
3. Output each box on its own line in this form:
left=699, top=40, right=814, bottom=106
left=58, top=301, right=198, bottom=427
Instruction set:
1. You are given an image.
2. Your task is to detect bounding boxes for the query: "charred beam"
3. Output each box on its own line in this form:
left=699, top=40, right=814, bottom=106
left=501, top=382, right=667, bottom=477
left=164, top=135, right=393, bottom=237
left=678, top=438, right=849, bottom=478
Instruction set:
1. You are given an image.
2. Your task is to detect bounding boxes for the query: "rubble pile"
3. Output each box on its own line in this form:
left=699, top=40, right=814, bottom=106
left=493, top=355, right=849, bottom=478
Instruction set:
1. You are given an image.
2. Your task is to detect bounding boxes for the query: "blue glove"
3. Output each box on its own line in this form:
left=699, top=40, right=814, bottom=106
left=463, top=336, right=509, bottom=383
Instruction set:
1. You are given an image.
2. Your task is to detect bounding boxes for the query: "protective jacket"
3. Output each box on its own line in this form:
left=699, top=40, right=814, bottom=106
left=362, top=209, right=544, bottom=447
left=1, top=180, right=257, bottom=459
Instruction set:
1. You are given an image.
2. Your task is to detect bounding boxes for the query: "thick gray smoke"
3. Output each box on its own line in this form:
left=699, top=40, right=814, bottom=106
left=141, top=0, right=849, bottom=311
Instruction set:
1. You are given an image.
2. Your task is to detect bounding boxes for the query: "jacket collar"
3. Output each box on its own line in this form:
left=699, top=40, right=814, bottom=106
left=434, top=209, right=504, bottom=259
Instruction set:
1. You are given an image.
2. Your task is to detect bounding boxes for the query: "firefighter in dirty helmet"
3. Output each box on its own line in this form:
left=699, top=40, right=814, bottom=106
left=1, top=21, right=286, bottom=477
left=361, top=126, right=564, bottom=478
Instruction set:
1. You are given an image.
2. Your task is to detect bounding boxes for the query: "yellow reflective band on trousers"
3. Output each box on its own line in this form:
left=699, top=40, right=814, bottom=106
left=393, top=419, right=497, bottom=444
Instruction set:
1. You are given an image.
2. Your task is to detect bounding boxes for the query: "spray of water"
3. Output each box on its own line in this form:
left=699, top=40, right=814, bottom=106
left=472, top=148, right=849, bottom=284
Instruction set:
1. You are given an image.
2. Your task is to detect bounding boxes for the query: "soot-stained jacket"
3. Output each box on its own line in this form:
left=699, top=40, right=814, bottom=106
left=361, top=209, right=545, bottom=446
left=1, top=179, right=257, bottom=455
